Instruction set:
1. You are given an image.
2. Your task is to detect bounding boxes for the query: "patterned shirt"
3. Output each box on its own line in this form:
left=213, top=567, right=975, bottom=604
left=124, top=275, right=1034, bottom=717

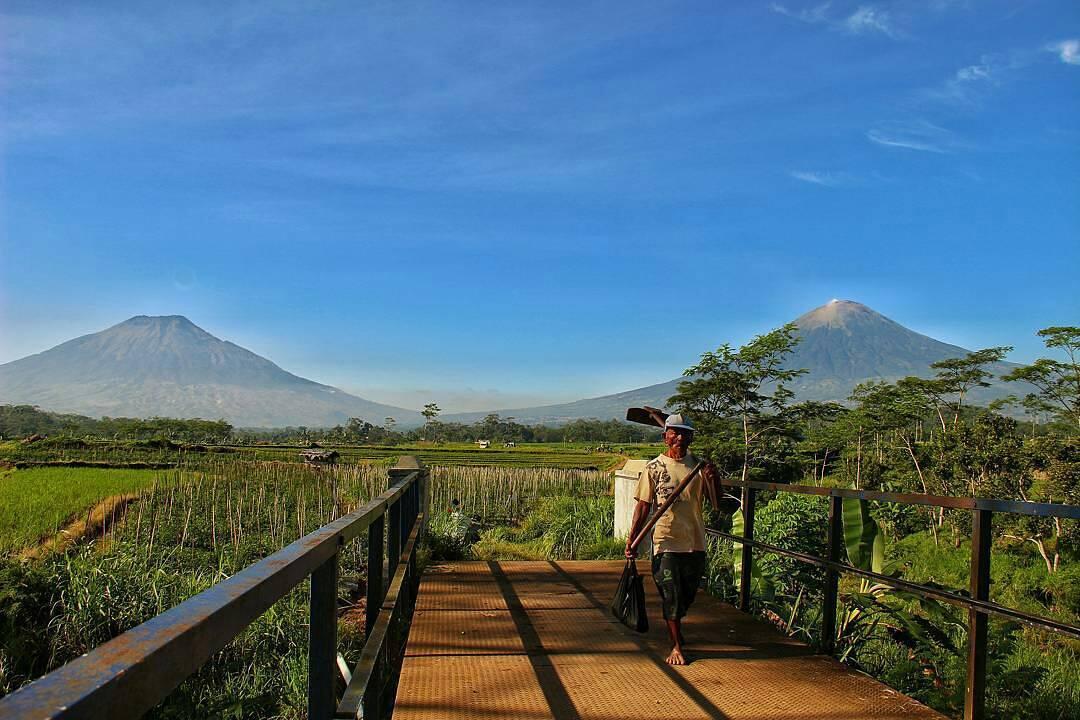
left=634, top=453, right=706, bottom=554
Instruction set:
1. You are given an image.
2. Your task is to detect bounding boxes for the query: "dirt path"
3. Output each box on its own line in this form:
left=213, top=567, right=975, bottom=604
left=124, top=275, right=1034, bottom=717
left=20, top=493, right=140, bottom=560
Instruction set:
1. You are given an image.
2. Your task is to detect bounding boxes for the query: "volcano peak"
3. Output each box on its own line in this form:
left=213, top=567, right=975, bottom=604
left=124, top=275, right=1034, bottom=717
left=794, top=299, right=882, bottom=331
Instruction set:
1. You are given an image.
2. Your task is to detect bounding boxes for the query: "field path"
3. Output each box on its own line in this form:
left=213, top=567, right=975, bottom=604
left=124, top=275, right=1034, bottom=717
left=20, top=493, right=139, bottom=560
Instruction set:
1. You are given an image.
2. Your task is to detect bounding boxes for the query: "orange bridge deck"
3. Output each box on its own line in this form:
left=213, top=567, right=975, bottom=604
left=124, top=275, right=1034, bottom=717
left=392, top=560, right=946, bottom=720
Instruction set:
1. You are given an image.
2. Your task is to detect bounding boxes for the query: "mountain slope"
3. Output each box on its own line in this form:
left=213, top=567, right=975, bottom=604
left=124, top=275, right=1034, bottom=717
left=444, top=300, right=1024, bottom=424
left=0, top=316, right=422, bottom=428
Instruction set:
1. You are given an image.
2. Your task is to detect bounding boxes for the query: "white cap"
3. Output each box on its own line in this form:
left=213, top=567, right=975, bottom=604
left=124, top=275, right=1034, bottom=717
left=664, top=413, right=694, bottom=432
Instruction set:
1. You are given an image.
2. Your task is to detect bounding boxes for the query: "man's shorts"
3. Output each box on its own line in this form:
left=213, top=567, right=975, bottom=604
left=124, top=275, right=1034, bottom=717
left=651, top=551, right=707, bottom=621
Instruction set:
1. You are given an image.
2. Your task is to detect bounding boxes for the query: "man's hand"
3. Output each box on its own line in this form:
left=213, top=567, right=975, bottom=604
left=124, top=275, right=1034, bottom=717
left=624, top=543, right=638, bottom=559
left=642, top=405, right=667, bottom=427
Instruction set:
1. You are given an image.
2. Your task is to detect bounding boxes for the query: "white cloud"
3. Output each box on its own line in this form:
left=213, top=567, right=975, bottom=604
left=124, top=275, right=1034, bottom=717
left=771, top=3, right=898, bottom=38
left=866, top=121, right=962, bottom=153
left=925, top=60, right=997, bottom=104
left=867, top=130, right=945, bottom=152
left=790, top=170, right=841, bottom=186
left=1048, top=39, right=1080, bottom=65
left=843, top=6, right=896, bottom=37
left=955, top=64, right=991, bottom=82
left=769, top=2, right=832, bottom=24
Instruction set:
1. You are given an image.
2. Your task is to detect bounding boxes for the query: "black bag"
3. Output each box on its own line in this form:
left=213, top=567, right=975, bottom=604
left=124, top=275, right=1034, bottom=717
left=610, top=559, right=649, bottom=632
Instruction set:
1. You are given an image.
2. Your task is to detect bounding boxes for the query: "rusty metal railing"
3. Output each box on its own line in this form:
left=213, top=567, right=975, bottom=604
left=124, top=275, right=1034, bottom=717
left=0, top=456, right=429, bottom=720
left=707, top=479, right=1080, bottom=720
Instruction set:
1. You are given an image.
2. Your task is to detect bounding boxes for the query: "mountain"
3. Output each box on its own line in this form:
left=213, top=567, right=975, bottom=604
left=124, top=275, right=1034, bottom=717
left=443, top=300, right=1024, bottom=425
left=0, top=315, right=423, bottom=428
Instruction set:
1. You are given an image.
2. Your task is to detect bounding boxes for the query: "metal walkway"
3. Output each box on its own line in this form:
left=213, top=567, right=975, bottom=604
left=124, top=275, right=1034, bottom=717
left=393, top=560, right=945, bottom=720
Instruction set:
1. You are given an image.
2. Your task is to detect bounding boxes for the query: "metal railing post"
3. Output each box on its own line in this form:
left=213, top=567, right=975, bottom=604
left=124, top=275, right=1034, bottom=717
left=388, top=500, right=401, bottom=579
left=965, top=509, right=992, bottom=720
left=400, top=486, right=410, bottom=550
left=821, top=495, right=843, bottom=655
left=739, top=485, right=756, bottom=612
left=308, top=543, right=340, bottom=720
left=366, top=515, right=384, bottom=641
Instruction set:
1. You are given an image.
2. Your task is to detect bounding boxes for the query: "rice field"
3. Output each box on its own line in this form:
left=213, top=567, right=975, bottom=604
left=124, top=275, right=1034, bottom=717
left=241, top=443, right=625, bottom=469
left=0, top=445, right=624, bottom=716
left=429, top=464, right=610, bottom=524
left=3, top=439, right=629, bottom=470
left=0, top=466, right=162, bottom=554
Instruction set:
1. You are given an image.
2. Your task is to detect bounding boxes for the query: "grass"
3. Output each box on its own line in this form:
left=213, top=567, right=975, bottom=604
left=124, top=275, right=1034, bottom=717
left=0, top=467, right=163, bottom=555
left=0, top=459, right=389, bottom=713
left=1, top=439, right=638, bottom=470
left=241, top=442, right=627, bottom=470
left=430, top=494, right=624, bottom=562
left=0, top=449, right=615, bottom=717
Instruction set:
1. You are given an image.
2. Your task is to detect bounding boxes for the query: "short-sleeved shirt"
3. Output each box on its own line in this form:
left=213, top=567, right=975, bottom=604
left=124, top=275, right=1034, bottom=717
left=634, top=453, right=706, bottom=554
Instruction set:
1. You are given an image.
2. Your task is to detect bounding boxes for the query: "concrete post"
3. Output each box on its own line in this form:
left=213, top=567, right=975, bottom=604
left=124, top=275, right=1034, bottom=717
left=613, top=460, right=650, bottom=556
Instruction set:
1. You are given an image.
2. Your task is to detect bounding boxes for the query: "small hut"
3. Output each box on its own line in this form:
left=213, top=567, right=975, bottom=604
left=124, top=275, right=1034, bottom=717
left=300, top=449, right=340, bottom=466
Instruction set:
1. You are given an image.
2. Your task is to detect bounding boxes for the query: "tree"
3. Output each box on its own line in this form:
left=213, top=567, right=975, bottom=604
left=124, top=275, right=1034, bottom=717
left=421, top=403, right=441, bottom=441
left=669, top=323, right=807, bottom=482
left=788, top=401, right=848, bottom=484
left=927, top=346, right=1012, bottom=430
left=850, top=379, right=934, bottom=494
left=1002, top=326, right=1080, bottom=432
left=1001, top=435, right=1080, bottom=572
left=850, top=379, right=940, bottom=542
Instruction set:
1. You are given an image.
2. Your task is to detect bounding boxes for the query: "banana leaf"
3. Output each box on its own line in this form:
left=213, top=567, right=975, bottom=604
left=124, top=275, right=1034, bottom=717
left=842, top=497, right=884, bottom=573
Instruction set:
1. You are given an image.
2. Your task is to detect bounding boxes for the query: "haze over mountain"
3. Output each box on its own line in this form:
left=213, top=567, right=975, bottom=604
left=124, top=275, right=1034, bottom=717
left=0, top=303, right=1028, bottom=428
left=0, top=316, right=422, bottom=428
left=443, top=300, right=1024, bottom=425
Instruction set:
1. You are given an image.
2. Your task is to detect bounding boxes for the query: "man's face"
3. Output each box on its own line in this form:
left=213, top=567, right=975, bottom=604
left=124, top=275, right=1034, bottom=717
left=664, top=427, right=691, bottom=452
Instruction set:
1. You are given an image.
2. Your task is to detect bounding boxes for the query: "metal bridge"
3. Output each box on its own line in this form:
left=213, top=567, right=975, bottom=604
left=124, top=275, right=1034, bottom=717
left=394, top=559, right=944, bottom=720
left=2, top=457, right=1077, bottom=720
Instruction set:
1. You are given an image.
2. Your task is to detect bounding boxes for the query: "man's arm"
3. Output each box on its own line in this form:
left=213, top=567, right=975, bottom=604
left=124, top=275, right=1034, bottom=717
left=701, top=462, right=721, bottom=511
left=624, top=500, right=653, bottom=558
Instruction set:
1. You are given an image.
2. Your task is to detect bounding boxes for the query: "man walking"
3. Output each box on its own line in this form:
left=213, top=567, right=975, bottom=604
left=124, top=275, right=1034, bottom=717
left=624, top=412, right=719, bottom=665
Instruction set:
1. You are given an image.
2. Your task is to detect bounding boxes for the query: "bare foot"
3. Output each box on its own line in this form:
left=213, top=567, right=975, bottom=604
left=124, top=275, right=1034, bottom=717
left=666, top=647, right=687, bottom=665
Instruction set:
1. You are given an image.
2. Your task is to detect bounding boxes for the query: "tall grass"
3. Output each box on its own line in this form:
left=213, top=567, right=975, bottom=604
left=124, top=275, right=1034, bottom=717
left=424, top=466, right=620, bottom=561
left=2, top=454, right=621, bottom=717
left=429, top=465, right=610, bottom=525
left=0, top=459, right=388, bottom=718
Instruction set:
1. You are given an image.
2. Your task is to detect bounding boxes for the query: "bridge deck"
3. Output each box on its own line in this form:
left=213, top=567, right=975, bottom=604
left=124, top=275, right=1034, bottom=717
left=393, top=560, right=945, bottom=720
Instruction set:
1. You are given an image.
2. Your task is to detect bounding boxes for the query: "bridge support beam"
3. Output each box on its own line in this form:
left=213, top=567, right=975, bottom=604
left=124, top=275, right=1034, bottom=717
left=821, top=496, right=843, bottom=655
left=309, top=544, right=340, bottom=720
left=964, top=509, right=991, bottom=720
left=738, top=485, right=756, bottom=612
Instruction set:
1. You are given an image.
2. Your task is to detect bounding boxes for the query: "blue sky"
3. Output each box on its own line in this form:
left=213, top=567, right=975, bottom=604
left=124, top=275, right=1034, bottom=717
left=1, top=1, right=1078, bottom=412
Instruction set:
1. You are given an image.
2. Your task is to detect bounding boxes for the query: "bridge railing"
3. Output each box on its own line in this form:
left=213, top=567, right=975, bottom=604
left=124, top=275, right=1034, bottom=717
left=708, top=480, right=1080, bottom=720
left=0, top=456, right=429, bottom=720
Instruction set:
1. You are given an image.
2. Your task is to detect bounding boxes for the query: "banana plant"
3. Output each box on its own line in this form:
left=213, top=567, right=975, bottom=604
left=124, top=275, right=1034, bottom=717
left=731, top=509, right=775, bottom=604
left=835, top=498, right=958, bottom=664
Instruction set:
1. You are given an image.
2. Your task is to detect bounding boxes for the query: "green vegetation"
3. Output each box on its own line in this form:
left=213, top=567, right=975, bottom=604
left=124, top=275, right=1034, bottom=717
left=0, top=467, right=162, bottom=554
left=430, top=495, right=622, bottom=562
left=0, top=407, right=233, bottom=443
left=1, top=323, right=1076, bottom=718
left=1, top=404, right=662, bottom=448
left=677, top=324, right=1079, bottom=720
left=0, top=442, right=622, bottom=717
left=0, top=459, right=388, bottom=716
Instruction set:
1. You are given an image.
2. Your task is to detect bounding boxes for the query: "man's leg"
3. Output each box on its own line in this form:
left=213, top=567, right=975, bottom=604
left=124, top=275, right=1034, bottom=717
left=665, top=618, right=686, bottom=665
left=653, top=553, right=688, bottom=665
